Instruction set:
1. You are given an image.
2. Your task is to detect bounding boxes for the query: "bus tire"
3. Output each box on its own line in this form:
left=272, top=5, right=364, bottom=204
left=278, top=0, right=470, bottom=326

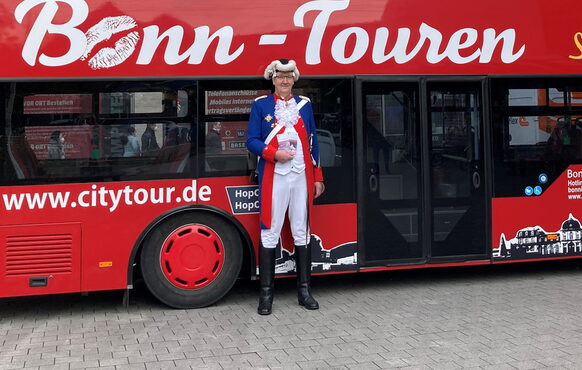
left=140, top=212, right=242, bottom=308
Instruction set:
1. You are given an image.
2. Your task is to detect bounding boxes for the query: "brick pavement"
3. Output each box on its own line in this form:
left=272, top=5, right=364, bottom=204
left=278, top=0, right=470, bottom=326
left=2, top=261, right=582, bottom=369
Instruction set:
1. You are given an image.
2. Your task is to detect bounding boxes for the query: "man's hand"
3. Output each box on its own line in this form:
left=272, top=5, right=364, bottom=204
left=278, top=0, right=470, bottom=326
left=274, top=150, right=294, bottom=163
left=314, top=182, right=325, bottom=198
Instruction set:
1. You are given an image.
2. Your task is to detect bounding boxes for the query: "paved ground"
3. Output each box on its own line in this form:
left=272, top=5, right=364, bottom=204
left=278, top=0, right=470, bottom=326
left=2, top=260, right=582, bottom=369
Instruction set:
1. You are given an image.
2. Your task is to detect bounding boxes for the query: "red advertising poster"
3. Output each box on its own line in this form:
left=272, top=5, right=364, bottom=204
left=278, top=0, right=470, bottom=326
left=23, top=94, right=92, bottom=115
left=205, top=90, right=271, bottom=115
left=25, top=126, right=93, bottom=160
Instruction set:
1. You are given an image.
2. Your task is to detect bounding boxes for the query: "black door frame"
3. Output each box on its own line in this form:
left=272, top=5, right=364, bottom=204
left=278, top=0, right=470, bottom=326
left=355, top=76, right=492, bottom=267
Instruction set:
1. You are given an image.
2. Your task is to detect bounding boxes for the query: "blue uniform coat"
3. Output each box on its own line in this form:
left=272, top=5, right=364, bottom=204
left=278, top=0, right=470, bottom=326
left=246, top=94, right=324, bottom=229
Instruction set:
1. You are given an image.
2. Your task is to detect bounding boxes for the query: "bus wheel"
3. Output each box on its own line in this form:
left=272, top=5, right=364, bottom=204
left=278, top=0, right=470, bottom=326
left=140, top=212, right=242, bottom=308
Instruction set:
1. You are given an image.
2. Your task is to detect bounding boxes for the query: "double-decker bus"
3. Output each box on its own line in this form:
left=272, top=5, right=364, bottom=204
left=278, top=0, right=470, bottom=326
left=1, top=0, right=582, bottom=308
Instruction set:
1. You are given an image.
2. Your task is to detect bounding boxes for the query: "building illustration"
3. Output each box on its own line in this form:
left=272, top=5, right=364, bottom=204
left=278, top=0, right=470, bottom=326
left=272, top=234, right=358, bottom=275
left=494, top=214, right=582, bottom=260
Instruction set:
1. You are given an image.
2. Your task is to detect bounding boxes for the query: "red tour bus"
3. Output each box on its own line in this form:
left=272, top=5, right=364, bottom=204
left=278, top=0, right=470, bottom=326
left=1, top=0, right=582, bottom=308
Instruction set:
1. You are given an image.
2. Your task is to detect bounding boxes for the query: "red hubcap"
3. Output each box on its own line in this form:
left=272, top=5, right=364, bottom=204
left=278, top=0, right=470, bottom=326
left=160, top=224, right=224, bottom=289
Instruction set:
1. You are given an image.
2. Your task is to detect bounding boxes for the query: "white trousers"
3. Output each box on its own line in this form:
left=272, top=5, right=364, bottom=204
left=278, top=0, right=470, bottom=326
left=261, top=171, right=309, bottom=248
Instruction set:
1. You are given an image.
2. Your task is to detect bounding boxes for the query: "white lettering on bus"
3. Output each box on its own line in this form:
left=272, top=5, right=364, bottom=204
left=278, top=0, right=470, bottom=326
left=331, top=27, right=369, bottom=64
left=198, top=185, right=212, bottom=201
left=123, top=185, right=134, bottom=205
left=568, top=169, right=582, bottom=178
left=294, top=0, right=525, bottom=65
left=91, top=184, right=98, bottom=206
left=1, top=181, right=213, bottom=212
left=15, top=0, right=244, bottom=68
left=294, top=0, right=351, bottom=65
left=234, top=188, right=259, bottom=199
left=134, top=189, right=148, bottom=205
left=109, top=189, right=123, bottom=210
left=136, top=25, right=244, bottom=65
left=181, top=180, right=212, bottom=202
left=15, top=0, right=88, bottom=66
left=78, top=190, right=90, bottom=207
left=2, top=191, right=70, bottom=210
left=233, top=200, right=259, bottom=211
left=14, top=0, right=526, bottom=68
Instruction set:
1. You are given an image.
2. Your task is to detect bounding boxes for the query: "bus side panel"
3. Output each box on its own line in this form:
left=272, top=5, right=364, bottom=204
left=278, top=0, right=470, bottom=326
left=309, top=203, right=358, bottom=274
left=202, top=177, right=359, bottom=276
left=0, top=179, right=209, bottom=295
left=265, top=203, right=359, bottom=275
left=492, top=165, right=582, bottom=260
left=0, top=223, right=81, bottom=297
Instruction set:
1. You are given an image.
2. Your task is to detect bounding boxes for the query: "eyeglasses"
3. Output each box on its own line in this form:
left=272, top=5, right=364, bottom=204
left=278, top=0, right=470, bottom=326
left=275, top=75, right=294, bottom=81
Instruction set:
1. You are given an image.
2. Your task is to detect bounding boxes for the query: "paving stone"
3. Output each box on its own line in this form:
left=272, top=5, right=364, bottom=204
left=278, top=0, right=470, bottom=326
left=114, top=364, right=146, bottom=370
left=38, top=364, right=69, bottom=370
left=506, top=360, right=546, bottom=369
left=22, top=358, right=54, bottom=368
left=68, top=360, right=100, bottom=369
left=296, top=359, right=335, bottom=369
left=4, top=262, right=582, bottom=369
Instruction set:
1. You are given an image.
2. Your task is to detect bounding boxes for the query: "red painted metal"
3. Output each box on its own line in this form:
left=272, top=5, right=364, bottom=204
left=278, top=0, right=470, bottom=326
left=359, top=260, right=492, bottom=274
left=0, top=177, right=358, bottom=297
left=1, top=0, right=582, bottom=78
left=160, top=224, right=225, bottom=289
left=0, top=223, right=81, bottom=296
left=492, top=164, right=582, bottom=260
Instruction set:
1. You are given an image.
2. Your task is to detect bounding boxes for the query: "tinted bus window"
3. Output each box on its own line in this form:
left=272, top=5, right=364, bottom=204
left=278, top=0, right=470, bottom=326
left=1, top=81, right=197, bottom=185
left=199, top=79, right=355, bottom=204
left=492, top=79, right=582, bottom=197
left=198, top=80, right=271, bottom=176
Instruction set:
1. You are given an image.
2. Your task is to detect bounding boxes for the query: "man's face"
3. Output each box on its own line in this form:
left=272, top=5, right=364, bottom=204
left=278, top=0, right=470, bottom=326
left=273, top=72, right=294, bottom=97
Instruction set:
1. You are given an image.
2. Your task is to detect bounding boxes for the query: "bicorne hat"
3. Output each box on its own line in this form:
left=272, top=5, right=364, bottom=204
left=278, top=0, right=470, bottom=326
left=263, top=59, right=300, bottom=81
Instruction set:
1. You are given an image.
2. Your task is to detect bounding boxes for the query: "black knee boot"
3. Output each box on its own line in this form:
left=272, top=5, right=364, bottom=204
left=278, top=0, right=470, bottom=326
left=295, top=244, right=319, bottom=310
left=257, top=246, right=276, bottom=315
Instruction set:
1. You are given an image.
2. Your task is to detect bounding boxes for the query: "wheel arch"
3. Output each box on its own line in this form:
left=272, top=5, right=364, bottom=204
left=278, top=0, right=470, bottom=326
left=126, top=204, right=256, bottom=289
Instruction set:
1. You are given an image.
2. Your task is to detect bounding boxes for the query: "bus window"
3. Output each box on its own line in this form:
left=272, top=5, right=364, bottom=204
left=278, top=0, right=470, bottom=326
left=508, top=88, right=568, bottom=107
left=1, top=81, right=197, bottom=185
left=99, top=92, right=165, bottom=114
left=492, top=79, right=582, bottom=197
left=198, top=79, right=355, bottom=204
left=294, top=79, right=355, bottom=204
left=199, top=81, right=272, bottom=177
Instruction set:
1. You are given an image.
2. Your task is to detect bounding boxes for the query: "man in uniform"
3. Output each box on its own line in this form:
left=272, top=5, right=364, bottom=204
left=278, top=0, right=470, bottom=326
left=247, top=59, right=325, bottom=315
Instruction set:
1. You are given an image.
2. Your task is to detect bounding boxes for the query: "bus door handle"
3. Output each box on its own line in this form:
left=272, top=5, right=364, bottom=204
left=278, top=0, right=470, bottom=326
left=472, top=170, right=481, bottom=189
left=369, top=174, right=378, bottom=192
left=368, top=164, right=379, bottom=193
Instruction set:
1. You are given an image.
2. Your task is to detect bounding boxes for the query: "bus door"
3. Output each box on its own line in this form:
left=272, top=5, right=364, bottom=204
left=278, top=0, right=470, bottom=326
left=357, top=78, right=489, bottom=265
left=427, top=80, right=487, bottom=260
left=358, top=79, right=424, bottom=264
